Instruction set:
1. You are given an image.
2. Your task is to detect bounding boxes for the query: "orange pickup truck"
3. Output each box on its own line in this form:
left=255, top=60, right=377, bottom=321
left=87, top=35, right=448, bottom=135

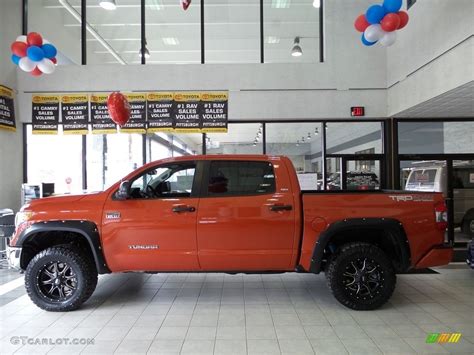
left=8, top=155, right=453, bottom=311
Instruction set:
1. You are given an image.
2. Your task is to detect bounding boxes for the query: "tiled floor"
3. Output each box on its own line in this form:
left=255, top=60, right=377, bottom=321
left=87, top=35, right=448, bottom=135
left=0, top=264, right=473, bottom=354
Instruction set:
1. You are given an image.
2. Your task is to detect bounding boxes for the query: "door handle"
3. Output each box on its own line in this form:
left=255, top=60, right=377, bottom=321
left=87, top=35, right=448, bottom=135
left=172, top=205, right=196, bottom=213
left=269, top=204, right=293, bottom=212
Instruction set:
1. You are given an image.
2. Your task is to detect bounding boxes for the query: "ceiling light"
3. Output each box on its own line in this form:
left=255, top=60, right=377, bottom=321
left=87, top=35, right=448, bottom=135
left=301, top=137, right=305, bottom=142
left=99, top=0, right=116, bottom=10
left=291, top=37, right=303, bottom=57
left=148, top=0, right=163, bottom=10
left=266, top=36, right=280, bottom=44
left=312, top=0, right=320, bottom=8
left=314, top=128, right=319, bottom=135
left=163, top=38, right=180, bottom=46
left=307, top=133, right=311, bottom=140
left=271, top=0, right=291, bottom=9
left=296, top=140, right=300, bottom=147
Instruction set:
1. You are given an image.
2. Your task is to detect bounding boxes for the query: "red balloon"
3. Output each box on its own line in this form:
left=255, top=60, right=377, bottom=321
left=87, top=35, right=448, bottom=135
left=11, top=41, right=28, bottom=57
left=181, top=0, right=191, bottom=10
left=397, top=11, right=409, bottom=29
left=31, top=67, right=43, bottom=76
left=354, top=14, right=370, bottom=32
left=51, top=57, right=57, bottom=64
left=381, top=13, right=401, bottom=32
left=107, top=92, right=131, bottom=127
left=27, top=32, right=43, bottom=46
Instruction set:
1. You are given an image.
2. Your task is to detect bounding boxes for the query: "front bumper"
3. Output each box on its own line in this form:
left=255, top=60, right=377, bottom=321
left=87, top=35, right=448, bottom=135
left=6, top=241, right=22, bottom=270
left=415, top=245, right=453, bottom=269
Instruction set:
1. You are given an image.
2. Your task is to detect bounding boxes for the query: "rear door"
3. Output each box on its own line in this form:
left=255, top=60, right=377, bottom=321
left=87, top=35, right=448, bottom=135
left=102, top=161, right=201, bottom=272
left=196, top=159, right=297, bottom=271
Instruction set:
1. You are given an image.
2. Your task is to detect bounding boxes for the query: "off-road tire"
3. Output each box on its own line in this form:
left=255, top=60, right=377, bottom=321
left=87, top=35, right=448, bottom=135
left=25, top=246, right=98, bottom=312
left=461, top=215, right=474, bottom=236
left=326, top=242, right=396, bottom=310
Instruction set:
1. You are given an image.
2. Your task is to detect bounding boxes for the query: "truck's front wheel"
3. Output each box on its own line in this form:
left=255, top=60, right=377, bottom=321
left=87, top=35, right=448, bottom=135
left=326, top=242, right=396, bottom=310
left=25, top=246, right=98, bottom=312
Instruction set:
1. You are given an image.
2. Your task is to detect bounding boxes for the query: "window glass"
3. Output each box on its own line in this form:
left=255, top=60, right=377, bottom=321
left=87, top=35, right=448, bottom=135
left=205, top=0, right=259, bottom=63
left=208, top=161, right=275, bottom=196
left=87, top=133, right=143, bottom=191
left=264, top=0, right=320, bottom=63
left=326, top=122, right=383, bottom=154
left=266, top=123, right=323, bottom=190
left=28, top=0, right=81, bottom=64
left=146, top=0, right=201, bottom=64
left=398, top=121, right=474, bottom=154
left=86, top=0, right=140, bottom=64
left=453, top=162, right=474, bottom=189
left=130, top=164, right=195, bottom=199
left=26, top=126, right=83, bottom=194
left=207, top=123, right=263, bottom=154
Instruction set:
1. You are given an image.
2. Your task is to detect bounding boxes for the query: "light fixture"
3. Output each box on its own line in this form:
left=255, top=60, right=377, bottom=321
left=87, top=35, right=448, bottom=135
left=307, top=133, right=311, bottom=140
left=301, top=136, right=305, bottom=142
left=314, top=128, right=319, bottom=135
left=163, top=38, right=180, bottom=46
left=148, top=0, right=164, bottom=11
left=266, top=36, right=280, bottom=44
left=99, top=0, right=117, bottom=10
left=271, top=0, right=291, bottom=9
left=291, top=37, right=303, bottom=57
left=312, top=0, right=320, bottom=8
left=296, top=140, right=300, bottom=147
left=138, top=40, right=151, bottom=59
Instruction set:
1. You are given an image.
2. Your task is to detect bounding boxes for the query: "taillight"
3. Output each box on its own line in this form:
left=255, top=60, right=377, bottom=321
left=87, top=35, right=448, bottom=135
left=434, top=202, right=448, bottom=231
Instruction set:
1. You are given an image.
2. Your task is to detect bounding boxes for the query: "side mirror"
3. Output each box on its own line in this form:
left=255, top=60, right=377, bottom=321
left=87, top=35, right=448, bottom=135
left=116, top=180, right=131, bottom=200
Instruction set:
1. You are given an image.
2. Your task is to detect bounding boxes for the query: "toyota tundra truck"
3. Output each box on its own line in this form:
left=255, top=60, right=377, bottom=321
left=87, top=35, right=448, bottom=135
left=7, top=155, right=453, bottom=311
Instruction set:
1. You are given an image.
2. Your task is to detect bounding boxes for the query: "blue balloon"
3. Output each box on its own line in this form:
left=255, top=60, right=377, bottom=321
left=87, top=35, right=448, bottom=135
left=383, top=0, right=402, bottom=13
left=361, top=34, right=377, bottom=46
left=366, top=4, right=386, bottom=24
left=11, top=54, right=21, bottom=65
left=27, top=45, right=45, bottom=62
left=42, top=43, right=57, bottom=59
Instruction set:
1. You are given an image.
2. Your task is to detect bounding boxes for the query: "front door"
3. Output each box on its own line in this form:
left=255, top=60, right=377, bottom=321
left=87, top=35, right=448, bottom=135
left=102, top=161, right=200, bottom=272
left=197, top=160, right=297, bottom=271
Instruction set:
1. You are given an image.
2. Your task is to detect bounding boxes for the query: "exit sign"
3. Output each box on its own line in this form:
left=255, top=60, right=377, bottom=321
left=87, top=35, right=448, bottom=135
left=351, top=106, right=365, bottom=117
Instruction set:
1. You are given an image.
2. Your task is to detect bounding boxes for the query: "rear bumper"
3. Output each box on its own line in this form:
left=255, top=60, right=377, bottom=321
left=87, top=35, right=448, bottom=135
left=415, top=245, right=453, bottom=269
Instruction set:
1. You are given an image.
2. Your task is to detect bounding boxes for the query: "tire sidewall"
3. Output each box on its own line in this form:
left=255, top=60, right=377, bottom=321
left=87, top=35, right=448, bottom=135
left=329, top=244, right=396, bottom=310
left=25, top=249, right=88, bottom=311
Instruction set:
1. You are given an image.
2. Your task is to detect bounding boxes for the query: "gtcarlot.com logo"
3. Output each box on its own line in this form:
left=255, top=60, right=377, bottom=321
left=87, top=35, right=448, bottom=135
left=10, top=336, right=95, bottom=346
left=426, top=333, right=462, bottom=343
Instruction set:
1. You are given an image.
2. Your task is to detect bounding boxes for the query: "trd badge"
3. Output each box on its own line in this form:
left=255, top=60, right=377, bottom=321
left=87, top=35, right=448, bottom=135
left=105, top=212, right=121, bottom=220
left=128, top=245, right=160, bottom=250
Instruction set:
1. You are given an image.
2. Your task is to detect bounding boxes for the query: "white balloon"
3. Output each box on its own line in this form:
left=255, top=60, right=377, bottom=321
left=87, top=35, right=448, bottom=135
left=379, top=31, right=397, bottom=46
left=16, top=35, right=27, bottom=43
left=37, top=58, right=55, bottom=74
left=364, top=24, right=385, bottom=42
left=19, top=57, right=36, bottom=72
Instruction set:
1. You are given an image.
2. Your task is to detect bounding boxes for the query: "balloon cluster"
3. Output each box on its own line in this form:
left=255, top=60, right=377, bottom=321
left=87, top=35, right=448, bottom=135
left=354, top=0, right=409, bottom=47
left=10, top=32, right=57, bottom=76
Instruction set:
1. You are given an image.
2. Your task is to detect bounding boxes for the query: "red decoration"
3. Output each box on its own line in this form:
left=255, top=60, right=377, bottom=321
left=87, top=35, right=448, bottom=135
left=51, top=57, right=57, bottom=64
left=31, top=67, right=43, bottom=76
left=381, top=13, right=401, bottom=32
left=27, top=32, right=43, bottom=46
left=11, top=41, right=28, bottom=57
left=397, top=11, right=409, bottom=29
left=107, top=92, right=131, bottom=127
left=354, top=14, right=370, bottom=32
left=180, top=0, right=191, bottom=10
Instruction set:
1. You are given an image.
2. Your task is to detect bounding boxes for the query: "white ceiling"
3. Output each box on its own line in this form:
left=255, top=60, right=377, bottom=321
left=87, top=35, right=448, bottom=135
left=39, top=0, right=320, bottom=64
left=395, top=81, right=474, bottom=118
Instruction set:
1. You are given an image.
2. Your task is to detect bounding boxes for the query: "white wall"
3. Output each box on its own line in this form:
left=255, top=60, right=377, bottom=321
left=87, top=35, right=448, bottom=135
left=0, top=0, right=23, bottom=212
left=387, top=0, right=474, bottom=116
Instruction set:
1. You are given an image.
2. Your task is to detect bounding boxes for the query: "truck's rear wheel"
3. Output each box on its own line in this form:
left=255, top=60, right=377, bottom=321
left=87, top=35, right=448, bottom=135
left=326, top=242, right=396, bottom=310
left=25, top=246, right=97, bottom=312
left=461, top=215, right=474, bottom=236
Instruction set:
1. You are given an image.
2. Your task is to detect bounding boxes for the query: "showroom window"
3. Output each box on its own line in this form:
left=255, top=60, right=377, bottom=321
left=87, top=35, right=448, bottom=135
left=206, top=123, right=263, bottom=154
left=26, top=125, right=83, bottom=194
left=28, top=0, right=82, bottom=64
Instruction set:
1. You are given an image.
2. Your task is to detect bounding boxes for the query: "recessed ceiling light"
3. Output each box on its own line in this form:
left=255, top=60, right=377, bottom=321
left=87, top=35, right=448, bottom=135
left=162, top=38, right=180, bottom=46
left=291, top=37, right=303, bottom=57
left=313, top=0, right=320, bottom=8
left=266, top=36, right=280, bottom=44
left=271, top=0, right=291, bottom=9
left=99, top=0, right=116, bottom=10
left=148, top=0, right=163, bottom=11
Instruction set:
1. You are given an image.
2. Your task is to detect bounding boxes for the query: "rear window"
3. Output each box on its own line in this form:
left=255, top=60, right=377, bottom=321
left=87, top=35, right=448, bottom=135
left=407, top=169, right=437, bottom=186
left=207, top=161, right=275, bottom=196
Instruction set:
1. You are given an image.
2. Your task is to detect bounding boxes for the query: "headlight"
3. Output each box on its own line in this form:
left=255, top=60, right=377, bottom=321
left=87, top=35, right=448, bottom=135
left=15, top=211, right=33, bottom=228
